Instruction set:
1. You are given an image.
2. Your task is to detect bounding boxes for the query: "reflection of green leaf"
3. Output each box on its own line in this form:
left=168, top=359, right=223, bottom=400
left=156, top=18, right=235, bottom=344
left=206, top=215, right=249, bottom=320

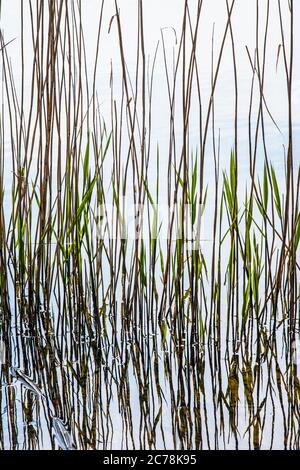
left=161, top=321, right=167, bottom=345
left=183, top=288, right=191, bottom=302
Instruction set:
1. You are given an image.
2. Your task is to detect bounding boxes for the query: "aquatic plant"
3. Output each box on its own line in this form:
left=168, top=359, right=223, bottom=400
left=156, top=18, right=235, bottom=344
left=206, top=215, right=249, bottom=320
left=0, top=0, right=299, bottom=450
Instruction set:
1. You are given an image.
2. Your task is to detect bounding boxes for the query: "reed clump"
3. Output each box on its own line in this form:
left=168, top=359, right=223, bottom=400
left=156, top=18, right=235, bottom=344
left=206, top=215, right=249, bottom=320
left=0, top=0, right=299, bottom=450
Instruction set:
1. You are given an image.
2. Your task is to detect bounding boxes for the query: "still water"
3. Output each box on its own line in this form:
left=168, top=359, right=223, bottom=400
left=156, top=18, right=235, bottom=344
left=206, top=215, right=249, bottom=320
left=1, top=0, right=300, bottom=450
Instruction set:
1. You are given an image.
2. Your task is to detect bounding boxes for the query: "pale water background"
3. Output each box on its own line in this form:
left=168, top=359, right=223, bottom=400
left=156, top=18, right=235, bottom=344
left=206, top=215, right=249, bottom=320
left=1, top=0, right=300, bottom=450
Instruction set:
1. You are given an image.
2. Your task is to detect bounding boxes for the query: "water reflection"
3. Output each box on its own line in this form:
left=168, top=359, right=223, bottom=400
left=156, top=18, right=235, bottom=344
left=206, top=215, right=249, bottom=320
left=1, top=302, right=300, bottom=450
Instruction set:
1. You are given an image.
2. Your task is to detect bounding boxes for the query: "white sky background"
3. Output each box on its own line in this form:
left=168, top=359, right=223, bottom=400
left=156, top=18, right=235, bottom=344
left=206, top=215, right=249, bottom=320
left=1, top=0, right=300, bottom=172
